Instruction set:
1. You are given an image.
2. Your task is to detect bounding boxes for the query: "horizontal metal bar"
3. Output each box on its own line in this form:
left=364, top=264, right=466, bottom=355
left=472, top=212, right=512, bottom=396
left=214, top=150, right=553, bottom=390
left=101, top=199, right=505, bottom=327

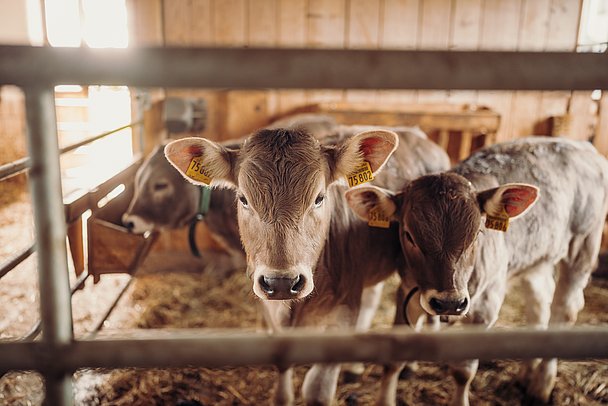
left=0, top=157, right=30, bottom=182
left=1, top=46, right=607, bottom=90
left=0, top=244, right=35, bottom=280
left=59, top=121, right=142, bottom=155
left=0, top=122, right=140, bottom=183
left=1, top=326, right=606, bottom=372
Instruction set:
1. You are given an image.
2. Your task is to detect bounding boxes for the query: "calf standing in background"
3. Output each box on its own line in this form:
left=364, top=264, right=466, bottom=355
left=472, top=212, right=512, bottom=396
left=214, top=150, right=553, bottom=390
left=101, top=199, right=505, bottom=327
left=346, top=137, right=608, bottom=405
left=165, top=126, right=449, bottom=405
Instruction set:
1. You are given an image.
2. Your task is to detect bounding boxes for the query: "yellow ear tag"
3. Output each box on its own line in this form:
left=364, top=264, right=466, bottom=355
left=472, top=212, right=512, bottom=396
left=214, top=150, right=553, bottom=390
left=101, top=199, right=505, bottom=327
left=185, top=156, right=213, bottom=185
left=368, top=206, right=390, bottom=229
left=346, top=161, right=374, bottom=188
left=485, top=207, right=509, bottom=232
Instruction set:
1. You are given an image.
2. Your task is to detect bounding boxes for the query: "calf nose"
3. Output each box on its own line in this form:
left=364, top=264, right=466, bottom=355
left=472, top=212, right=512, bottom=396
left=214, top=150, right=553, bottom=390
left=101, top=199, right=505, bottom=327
left=124, top=221, right=135, bottom=231
left=429, top=296, right=469, bottom=315
left=258, top=275, right=306, bottom=300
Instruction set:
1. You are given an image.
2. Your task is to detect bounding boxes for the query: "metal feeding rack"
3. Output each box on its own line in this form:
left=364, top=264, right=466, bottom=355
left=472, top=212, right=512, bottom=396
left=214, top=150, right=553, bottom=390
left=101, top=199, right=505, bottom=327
left=0, top=45, right=607, bottom=405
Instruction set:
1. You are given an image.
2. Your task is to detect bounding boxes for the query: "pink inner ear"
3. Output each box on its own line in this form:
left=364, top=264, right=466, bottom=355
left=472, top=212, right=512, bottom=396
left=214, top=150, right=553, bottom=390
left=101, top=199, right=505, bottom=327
left=187, top=145, right=203, bottom=156
left=503, top=187, right=538, bottom=217
left=360, top=137, right=383, bottom=157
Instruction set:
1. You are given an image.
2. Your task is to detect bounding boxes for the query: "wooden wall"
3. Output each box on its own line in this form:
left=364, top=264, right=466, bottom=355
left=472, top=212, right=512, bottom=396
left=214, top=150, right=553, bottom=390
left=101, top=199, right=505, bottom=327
left=129, top=0, right=607, bottom=150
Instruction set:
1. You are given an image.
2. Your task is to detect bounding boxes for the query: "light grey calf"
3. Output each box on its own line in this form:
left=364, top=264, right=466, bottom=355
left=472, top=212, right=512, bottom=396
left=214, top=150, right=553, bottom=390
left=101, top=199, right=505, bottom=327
left=346, top=137, right=608, bottom=405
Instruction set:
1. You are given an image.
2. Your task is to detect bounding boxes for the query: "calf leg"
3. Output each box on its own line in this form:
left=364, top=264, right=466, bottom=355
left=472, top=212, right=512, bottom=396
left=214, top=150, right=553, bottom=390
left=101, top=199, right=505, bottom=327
left=301, top=364, right=342, bottom=406
left=518, top=263, right=555, bottom=386
left=449, top=279, right=505, bottom=406
left=450, top=360, right=479, bottom=406
left=262, top=301, right=295, bottom=405
left=343, top=281, right=385, bottom=381
left=528, top=230, right=601, bottom=402
left=378, top=286, right=410, bottom=406
left=275, top=367, right=295, bottom=406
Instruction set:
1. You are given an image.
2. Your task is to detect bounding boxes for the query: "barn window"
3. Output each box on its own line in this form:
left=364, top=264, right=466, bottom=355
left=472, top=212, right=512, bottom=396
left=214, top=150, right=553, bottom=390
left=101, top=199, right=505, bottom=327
left=26, top=0, right=134, bottom=195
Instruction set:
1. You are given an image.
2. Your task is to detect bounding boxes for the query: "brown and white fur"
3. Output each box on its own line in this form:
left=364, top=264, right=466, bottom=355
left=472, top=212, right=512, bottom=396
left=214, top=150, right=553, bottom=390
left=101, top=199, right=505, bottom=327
left=165, top=126, right=449, bottom=405
left=346, top=137, right=608, bottom=405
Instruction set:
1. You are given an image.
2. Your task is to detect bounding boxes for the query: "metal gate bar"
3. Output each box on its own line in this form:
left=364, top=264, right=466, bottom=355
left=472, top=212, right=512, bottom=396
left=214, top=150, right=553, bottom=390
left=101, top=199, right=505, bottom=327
left=1, top=46, right=607, bottom=90
left=1, top=46, right=608, bottom=406
left=1, top=326, right=606, bottom=372
left=23, top=86, right=74, bottom=406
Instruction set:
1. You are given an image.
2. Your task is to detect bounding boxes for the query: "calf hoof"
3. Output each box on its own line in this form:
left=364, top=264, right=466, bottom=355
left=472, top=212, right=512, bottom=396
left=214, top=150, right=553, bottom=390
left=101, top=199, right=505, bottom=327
left=398, top=362, right=419, bottom=380
left=342, top=363, right=365, bottom=383
left=525, top=359, right=557, bottom=404
left=274, top=391, right=295, bottom=406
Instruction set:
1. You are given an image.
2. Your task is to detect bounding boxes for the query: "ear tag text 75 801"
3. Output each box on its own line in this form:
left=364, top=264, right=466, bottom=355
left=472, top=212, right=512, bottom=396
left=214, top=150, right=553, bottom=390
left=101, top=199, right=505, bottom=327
left=346, top=161, right=374, bottom=188
left=185, top=157, right=213, bottom=185
left=485, top=207, right=509, bottom=232
left=368, top=206, right=390, bottom=229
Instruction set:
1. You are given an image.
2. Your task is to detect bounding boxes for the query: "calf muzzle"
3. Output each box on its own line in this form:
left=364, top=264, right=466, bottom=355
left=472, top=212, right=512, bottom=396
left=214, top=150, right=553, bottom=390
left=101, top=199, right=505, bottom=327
left=258, top=274, right=306, bottom=300
left=428, top=296, right=469, bottom=315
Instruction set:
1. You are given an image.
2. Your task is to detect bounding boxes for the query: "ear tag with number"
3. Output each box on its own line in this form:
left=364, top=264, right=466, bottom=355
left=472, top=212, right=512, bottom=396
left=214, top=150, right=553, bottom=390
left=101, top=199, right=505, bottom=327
left=485, top=207, right=509, bottom=232
left=346, top=161, right=374, bottom=188
left=368, top=206, right=390, bottom=229
left=185, top=156, right=213, bottom=185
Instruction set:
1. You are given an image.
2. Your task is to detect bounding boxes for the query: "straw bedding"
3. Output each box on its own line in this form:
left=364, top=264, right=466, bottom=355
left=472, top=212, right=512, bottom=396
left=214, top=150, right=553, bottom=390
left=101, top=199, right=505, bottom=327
left=1, top=195, right=607, bottom=405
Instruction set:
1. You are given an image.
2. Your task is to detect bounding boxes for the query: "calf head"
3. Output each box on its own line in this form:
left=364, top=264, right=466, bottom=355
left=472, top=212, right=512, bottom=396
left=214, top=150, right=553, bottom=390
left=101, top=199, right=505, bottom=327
left=345, top=173, right=538, bottom=316
left=123, top=145, right=199, bottom=233
left=165, top=128, right=398, bottom=301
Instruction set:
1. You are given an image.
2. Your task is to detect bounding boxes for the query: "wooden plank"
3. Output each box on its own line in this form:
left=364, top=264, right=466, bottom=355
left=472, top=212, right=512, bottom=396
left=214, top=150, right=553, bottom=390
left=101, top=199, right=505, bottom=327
left=191, top=0, right=214, bottom=45
left=67, top=218, right=84, bottom=277
left=568, top=91, right=594, bottom=141
left=477, top=0, right=522, bottom=142
left=224, top=90, right=270, bottom=139
left=593, top=93, right=608, bottom=156
left=417, top=0, right=452, bottom=103
left=163, top=0, right=191, bottom=46
left=276, top=0, right=307, bottom=115
left=538, top=0, right=583, bottom=139
left=378, top=0, right=420, bottom=103
left=128, top=0, right=163, bottom=46
left=248, top=0, right=277, bottom=46
left=246, top=0, right=278, bottom=123
left=509, top=0, right=551, bottom=138
left=345, top=0, right=381, bottom=103
left=306, top=0, right=346, bottom=104
left=214, top=0, right=247, bottom=46
left=447, top=0, right=483, bottom=105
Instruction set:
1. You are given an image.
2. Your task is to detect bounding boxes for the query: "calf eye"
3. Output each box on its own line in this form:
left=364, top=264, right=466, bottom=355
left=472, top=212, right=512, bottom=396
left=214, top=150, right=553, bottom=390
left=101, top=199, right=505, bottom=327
left=314, top=194, right=325, bottom=208
left=153, top=182, right=169, bottom=191
left=404, top=231, right=416, bottom=247
left=238, top=195, right=249, bottom=208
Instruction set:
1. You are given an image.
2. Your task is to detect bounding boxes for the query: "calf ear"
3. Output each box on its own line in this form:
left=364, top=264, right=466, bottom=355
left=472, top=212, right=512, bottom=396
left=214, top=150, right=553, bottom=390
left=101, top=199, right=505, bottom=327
left=344, top=185, right=399, bottom=221
left=325, top=130, right=399, bottom=182
left=478, top=183, right=539, bottom=220
left=164, top=137, right=237, bottom=188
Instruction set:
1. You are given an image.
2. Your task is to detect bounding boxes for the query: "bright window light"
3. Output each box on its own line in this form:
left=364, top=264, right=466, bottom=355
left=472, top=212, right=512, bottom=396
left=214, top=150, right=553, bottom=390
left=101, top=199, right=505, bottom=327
left=45, top=0, right=82, bottom=47
left=82, top=0, right=129, bottom=48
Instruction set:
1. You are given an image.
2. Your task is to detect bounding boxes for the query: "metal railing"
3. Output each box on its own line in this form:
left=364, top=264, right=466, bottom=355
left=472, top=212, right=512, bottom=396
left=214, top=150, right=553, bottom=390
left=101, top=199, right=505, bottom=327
left=0, top=45, right=607, bottom=406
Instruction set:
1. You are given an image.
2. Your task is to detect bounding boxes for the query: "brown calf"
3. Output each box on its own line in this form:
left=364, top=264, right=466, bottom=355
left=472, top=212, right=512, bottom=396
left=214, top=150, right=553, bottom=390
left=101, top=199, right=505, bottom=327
left=165, top=126, right=449, bottom=404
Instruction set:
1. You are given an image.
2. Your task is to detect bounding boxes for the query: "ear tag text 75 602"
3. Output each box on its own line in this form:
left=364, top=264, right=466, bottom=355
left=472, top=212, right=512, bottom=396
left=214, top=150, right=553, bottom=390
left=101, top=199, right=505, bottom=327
left=346, top=161, right=374, bottom=188
left=485, top=207, right=509, bottom=232
left=368, top=206, right=390, bottom=229
left=185, top=157, right=213, bottom=185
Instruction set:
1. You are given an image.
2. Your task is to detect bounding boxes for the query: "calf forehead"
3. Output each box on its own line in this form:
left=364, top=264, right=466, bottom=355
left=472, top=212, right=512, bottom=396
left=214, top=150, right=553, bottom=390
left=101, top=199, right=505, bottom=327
left=404, top=173, right=481, bottom=258
left=239, top=129, right=324, bottom=224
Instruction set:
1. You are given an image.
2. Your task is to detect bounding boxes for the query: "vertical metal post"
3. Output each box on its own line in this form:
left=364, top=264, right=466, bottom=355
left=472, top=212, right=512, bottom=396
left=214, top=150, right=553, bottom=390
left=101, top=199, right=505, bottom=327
left=24, top=87, right=74, bottom=406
